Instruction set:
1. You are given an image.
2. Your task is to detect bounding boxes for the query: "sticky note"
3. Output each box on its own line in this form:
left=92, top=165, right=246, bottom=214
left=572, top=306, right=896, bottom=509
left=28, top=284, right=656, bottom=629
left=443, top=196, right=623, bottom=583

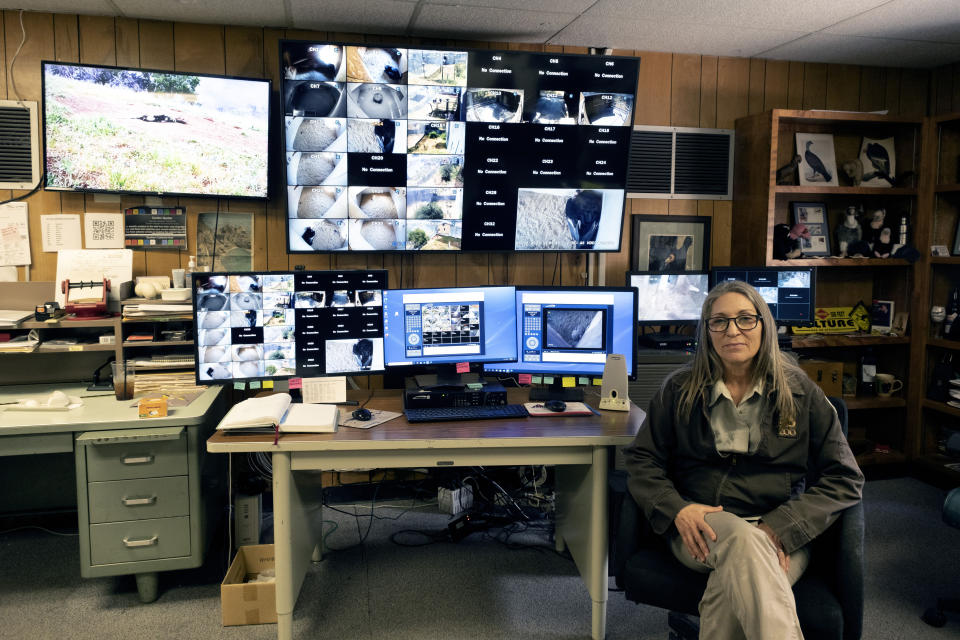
left=562, top=376, right=575, bottom=388
left=518, top=374, right=532, bottom=385
left=288, top=377, right=303, bottom=389
left=466, top=382, right=483, bottom=390
left=233, top=382, right=246, bottom=390
left=593, top=378, right=603, bottom=386
left=578, top=377, right=589, bottom=385
left=69, top=345, right=84, bottom=351
left=456, top=362, right=470, bottom=374
left=544, top=376, right=554, bottom=385
left=532, top=376, right=542, bottom=384
left=250, top=381, right=261, bottom=389
left=263, top=380, right=274, bottom=389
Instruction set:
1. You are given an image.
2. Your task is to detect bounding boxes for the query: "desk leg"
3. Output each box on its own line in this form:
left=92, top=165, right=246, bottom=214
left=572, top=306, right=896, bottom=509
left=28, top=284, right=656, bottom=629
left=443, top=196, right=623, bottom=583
left=556, top=446, right=609, bottom=640
left=273, top=452, right=318, bottom=640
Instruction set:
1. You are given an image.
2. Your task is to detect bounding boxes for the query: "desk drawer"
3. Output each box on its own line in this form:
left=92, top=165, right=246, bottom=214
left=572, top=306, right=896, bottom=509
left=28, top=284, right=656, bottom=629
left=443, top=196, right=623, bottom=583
left=90, top=516, right=190, bottom=565
left=88, top=476, right=189, bottom=524
left=86, top=436, right=187, bottom=481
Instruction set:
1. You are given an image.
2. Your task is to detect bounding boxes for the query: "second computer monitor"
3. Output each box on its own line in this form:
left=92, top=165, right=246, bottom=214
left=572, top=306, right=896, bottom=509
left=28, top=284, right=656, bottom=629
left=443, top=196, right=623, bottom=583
left=628, top=271, right=709, bottom=325
left=382, top=285, right=518, bottom=367
left=485, top=286, right=638, bottom=379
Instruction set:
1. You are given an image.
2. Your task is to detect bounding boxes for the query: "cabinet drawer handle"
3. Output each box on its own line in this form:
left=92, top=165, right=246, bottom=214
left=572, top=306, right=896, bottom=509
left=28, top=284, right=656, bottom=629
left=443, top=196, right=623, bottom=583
left=121, top=455, right=154, bottom=465
left=122, top=535, right=158, bottom=548
left=121, top=496, right=157, bottom=507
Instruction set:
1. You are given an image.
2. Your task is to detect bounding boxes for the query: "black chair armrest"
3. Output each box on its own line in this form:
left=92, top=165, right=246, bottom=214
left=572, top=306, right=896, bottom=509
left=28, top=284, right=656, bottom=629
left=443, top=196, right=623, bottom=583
left=613, top=489, right=644, bottom=587
left=832, top=502, right=865, bottom=640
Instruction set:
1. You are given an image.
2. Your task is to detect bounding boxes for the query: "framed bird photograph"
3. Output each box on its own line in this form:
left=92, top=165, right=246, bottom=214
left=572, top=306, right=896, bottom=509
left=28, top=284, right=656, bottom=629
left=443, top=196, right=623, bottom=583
left=796, top=133, right=839, bottom=187
left=859, top=137, right=895, bottom=187
left=791, top=201, right=831, bottom=257
left=631, top=215, right=710, bottom=273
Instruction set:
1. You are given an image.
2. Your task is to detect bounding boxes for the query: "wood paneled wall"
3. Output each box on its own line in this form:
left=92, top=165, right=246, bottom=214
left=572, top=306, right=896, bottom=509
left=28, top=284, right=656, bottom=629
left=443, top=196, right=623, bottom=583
left=0, top=10, right=935, bottom=288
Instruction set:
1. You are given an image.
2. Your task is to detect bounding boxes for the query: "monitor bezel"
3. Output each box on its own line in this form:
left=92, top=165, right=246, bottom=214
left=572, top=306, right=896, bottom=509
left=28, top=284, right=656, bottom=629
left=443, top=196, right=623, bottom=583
left=41, top=59, right=273, bottom=201
left=709, top=265, right=818, bottom=326
left=191, top=268, right=388, bottom=385
left=626, top=269, right=711, bottom=327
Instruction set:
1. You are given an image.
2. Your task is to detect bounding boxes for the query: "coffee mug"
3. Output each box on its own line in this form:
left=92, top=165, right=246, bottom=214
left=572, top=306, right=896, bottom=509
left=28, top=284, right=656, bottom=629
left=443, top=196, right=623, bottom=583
left=875, top=373, right=902, bottom=398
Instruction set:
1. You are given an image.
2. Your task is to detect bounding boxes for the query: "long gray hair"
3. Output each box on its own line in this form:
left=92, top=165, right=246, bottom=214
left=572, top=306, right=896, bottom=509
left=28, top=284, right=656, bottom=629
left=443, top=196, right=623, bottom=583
left=676, top=279, right=796, bottom=424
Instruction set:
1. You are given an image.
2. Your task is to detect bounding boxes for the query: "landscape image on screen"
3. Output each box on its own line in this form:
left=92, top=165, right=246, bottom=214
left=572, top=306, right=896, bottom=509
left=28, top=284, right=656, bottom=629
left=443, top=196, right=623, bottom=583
left=43, top=63, right=270, bottom=198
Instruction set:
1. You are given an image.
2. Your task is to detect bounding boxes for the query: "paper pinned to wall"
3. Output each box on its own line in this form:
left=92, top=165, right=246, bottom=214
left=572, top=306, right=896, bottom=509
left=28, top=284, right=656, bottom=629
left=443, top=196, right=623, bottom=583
left=41, top=214, right=82, bottom=252
left=84, top=212, right=124, bottom=248
left=0, top=202, right=30, bottom=266
left=54, top=248, right=133, bottom=307
left=301, top=376, right=347, bottom=404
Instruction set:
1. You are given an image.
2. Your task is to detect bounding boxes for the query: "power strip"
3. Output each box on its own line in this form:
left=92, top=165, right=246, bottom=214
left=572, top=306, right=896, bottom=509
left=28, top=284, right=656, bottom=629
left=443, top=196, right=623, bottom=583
left=438, top=486, right=474, bottom=516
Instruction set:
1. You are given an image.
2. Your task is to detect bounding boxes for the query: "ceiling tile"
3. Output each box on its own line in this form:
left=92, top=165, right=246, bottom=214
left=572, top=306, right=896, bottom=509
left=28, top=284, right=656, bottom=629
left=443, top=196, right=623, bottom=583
left=822, top=0, right=960, bottom=44
left=553, top=16, right=805, bottom=58
left=412, top=4, right=575, bottom=42
left=759, top=32, right=960, bottom=68
left=585, top=0, right=889, bottom=33
left=290, top=0, right=417, bottom=34
left=115, top=0, right=287, bottom=26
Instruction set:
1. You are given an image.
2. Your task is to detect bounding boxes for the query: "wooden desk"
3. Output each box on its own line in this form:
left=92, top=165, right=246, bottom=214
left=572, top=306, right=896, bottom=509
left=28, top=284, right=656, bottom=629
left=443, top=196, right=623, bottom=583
left=207, top=388, right=644, bottom=640
left=0, top=383, right=225, bottom=602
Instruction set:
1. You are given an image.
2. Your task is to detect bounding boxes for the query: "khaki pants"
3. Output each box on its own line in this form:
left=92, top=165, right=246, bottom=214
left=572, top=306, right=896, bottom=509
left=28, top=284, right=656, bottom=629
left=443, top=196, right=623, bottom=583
left=669, top=510, right=810, bottom=640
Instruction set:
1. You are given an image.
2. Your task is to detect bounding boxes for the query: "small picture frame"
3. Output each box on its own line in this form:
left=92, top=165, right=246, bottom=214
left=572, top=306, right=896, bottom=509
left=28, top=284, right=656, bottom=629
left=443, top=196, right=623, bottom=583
left=891, top=311, right=909, bottom=336
left=796, top=133, right=839, bottom=187
left=871, top=299, right=895, bottom=334
left=791, top=201, right=831, bottom=257
left=933, top=244, right=951, bottom=257
left=859, top=137, right=896, bottom=188
left=630, top=215, right=711, bottom=272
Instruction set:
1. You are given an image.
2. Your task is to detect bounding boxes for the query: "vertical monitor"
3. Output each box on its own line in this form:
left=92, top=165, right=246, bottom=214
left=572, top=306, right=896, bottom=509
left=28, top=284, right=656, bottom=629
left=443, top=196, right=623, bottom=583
left=711, top=266, right=816, bottom=324
left=628, top=271, right=709, bottom=325
left=192, top=269, right=387, bottom=383
left=381, top=286, right=517, bottom=366
left=484, top=286, right=638, bottom=378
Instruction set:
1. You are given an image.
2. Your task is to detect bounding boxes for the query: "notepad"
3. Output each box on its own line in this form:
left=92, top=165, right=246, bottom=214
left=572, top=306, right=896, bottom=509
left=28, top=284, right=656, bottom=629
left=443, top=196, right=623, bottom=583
left=216, top=393, right=339, bottom=434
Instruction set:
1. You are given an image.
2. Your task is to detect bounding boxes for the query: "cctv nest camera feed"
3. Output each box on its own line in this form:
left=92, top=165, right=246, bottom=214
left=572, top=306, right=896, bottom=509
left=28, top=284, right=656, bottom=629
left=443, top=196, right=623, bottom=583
left=280, top=40, right=638, bottom=253
left=545, top=308, right=605, bottom=350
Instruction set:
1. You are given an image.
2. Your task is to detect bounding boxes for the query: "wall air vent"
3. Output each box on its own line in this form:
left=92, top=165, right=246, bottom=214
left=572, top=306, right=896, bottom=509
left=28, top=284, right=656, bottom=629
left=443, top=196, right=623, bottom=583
left=627, top=126, right=733, bottom=200
left=0, top=100, right=40, bottom=190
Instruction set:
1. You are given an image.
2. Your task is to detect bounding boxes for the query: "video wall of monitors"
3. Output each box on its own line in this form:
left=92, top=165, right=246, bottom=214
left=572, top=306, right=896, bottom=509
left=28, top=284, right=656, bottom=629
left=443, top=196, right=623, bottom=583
left=280, top=41, right=639, bottom=253
left=711, top=267, right=816, bottom=325
left=192, top=270, right=387, bottom=384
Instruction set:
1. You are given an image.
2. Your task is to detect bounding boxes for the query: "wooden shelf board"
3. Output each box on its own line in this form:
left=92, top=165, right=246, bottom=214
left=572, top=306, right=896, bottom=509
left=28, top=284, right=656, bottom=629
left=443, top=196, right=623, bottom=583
left=774, top=185, right=916, bottom=196
left=930, top=256, right=960, bottom=264
left=935, top=183, right=960, bottom=193
left=122, top=316, right=193, bottom=323
left=842, top=397, right=907, bottom=410
left=774, top=109, right=923, bottom=125
left=20, top=316, right=118, bottom=329
left=36, top=343, right=116, bottom=353
left=122, top=339, right=194, bottom=347
left=767, top=258, right=909, bottom=267
left=922, top=399, right=960, bottom=418
left=790, top=334, right=909, bottom=348
left=854, top=449, right=907, bottom=467
left=926, top=338, right=960, bottom=350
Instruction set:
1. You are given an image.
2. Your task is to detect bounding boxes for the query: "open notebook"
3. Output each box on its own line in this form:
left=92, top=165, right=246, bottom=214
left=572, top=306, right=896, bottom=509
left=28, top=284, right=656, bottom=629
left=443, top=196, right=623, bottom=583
left=217, top=392, right=338, bottom=434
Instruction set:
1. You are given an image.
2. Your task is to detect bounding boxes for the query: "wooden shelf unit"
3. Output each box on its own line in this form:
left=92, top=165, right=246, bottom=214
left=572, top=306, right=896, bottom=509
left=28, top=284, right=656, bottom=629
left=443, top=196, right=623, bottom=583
left=733, top=109, right=924, bottom=467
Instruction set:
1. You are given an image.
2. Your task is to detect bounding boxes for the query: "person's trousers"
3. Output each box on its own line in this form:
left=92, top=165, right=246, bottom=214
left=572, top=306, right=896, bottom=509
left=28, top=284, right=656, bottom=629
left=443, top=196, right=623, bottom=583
left=669, top=510, right=810, bottom=640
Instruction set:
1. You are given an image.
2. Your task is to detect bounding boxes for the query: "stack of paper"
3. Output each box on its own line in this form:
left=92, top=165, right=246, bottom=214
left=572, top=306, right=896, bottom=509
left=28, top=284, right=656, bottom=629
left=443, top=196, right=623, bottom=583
left=0, top=329, right=40, bottom=353
left=0, top=309, right=35, bottom=328
left=123, top=304, right=192, bottom=318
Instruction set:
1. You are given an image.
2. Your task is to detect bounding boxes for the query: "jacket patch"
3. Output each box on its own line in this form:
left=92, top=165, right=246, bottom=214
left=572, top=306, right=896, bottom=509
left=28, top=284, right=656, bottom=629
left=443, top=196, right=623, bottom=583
left=777, top=417, right=797, bottom=439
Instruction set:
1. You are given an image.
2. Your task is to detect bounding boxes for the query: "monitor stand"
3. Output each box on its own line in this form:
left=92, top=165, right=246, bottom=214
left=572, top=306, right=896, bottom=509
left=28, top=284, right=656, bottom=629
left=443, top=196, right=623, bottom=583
left=528, top=378, right=584, bottom=402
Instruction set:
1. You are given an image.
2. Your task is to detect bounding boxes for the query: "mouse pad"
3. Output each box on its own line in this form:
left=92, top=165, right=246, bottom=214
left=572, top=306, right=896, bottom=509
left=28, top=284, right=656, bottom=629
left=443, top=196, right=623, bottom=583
left=339, top=409, right=402, bottom=429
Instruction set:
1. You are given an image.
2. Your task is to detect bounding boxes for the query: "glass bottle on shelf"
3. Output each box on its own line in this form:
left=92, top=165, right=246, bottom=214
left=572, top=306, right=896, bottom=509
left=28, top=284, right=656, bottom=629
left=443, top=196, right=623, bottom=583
left=859, top=348, right=877, bottom=397
left=945, top=287, right=960, bottom=339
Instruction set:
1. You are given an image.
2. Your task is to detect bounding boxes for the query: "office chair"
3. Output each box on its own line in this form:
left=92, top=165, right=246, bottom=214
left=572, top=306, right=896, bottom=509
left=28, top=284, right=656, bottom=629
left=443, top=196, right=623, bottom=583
left=922, top=432, right=960, bottom=628
left=613, top=396, right=864, bottom=640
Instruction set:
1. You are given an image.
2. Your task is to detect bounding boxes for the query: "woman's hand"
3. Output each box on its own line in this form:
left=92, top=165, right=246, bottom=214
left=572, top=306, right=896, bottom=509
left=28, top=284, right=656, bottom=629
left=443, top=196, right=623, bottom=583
left=757, top=521, right=789, bottom=574
left=674, top=503, right=724, bottom=562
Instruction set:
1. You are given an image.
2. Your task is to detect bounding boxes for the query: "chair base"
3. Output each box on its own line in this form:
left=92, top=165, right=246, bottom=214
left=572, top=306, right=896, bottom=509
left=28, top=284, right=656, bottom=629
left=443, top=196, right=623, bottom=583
left=922, top=598, right=960, bottom=627
left=668, top=611, right=700, bottom=640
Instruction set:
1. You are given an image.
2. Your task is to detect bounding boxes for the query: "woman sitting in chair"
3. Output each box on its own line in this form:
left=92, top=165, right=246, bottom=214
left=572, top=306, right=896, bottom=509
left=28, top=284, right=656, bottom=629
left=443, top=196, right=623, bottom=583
left=623, top=280, right=864, bottom=639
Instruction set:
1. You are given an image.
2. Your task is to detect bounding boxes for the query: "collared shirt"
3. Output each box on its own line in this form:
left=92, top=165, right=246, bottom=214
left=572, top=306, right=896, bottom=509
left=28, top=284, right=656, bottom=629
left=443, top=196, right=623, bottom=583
left=707, top=378, right=765, bottom=455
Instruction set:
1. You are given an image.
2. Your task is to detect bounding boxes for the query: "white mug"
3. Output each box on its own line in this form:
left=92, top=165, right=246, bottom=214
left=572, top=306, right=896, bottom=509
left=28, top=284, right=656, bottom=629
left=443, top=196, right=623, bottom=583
left=874, top=373, right=902, bottom=397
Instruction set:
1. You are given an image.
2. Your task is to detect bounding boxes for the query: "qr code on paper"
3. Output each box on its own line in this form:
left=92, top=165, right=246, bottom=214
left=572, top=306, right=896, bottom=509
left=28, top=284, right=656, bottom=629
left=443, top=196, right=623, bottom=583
left=90, top=218, right=115, bottom=241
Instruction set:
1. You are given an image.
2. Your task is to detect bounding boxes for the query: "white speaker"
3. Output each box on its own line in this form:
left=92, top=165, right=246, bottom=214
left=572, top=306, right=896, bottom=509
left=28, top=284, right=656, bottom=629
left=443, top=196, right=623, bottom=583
left=599, top=353, right=630, bottom=411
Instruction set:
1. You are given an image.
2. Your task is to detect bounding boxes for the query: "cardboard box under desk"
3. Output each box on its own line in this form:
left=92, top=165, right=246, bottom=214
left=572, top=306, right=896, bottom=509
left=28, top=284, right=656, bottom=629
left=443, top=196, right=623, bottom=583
left=221, top=544, right=276, bottom=626
left=798, top=360, right=844, bottom=398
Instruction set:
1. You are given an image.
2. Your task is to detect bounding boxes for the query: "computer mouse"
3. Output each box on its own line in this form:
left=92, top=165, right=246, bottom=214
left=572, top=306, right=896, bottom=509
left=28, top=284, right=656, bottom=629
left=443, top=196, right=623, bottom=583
left=352, top=408, right=372, bottom=421
left=544, top=400, right=566, bottom=412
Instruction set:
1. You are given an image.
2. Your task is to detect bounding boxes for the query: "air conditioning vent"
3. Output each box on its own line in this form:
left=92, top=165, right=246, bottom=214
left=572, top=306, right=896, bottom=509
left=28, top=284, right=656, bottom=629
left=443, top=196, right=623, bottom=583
left=0, top=100, right=40, bottom=190
left=627, top=126, right=733, bottom=199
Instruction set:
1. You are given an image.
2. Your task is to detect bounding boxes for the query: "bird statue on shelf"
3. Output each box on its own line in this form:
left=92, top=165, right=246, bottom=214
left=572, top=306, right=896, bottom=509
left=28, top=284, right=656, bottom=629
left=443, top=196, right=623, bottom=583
left=865, top=207, right=887, bottom=248
left=836, top=205, right=862, bottom=257
left=873, top=227, right=894, bottom=258
left=773, top=223, right=809, bottom=259
left=841, top=159, right=863, bottom=186
left=776, top=154, right=802, bottom=185
left=862, top=142, right=894, bottom=185
left=804, top=140, right=832, bottom=182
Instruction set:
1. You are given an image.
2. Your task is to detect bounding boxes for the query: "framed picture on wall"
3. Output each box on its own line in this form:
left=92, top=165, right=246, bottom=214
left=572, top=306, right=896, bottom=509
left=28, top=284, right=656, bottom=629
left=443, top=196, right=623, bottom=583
left=631, top=215, right=711, bottom=273
left=790, top=201, right=831, bottom=257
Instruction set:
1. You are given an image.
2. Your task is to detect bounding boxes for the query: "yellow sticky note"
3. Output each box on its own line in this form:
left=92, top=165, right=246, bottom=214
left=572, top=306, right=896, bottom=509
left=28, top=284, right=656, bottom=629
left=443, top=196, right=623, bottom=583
left=562, top=376, right=575, bottom=388
left=263, top=380, right=274, bottom=389
left=593, top=378, right=603, bottom=386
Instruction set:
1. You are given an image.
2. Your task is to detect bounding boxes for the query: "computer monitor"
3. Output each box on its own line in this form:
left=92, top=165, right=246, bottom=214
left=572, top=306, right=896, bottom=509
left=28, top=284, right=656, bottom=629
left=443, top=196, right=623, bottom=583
left=484, top=286, right=638, bottom=397
left=381, top=285, right=518, bottom=379
left=711, top=266, right=816, bottom=325
left=628, top=271, right=709, bottom=326
left=192, top=269, right=387, bottom=384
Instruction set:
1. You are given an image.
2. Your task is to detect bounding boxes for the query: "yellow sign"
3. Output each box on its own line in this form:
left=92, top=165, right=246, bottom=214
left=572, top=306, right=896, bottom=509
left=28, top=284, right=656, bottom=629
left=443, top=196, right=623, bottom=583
left=791, top=304, right=871, bottom=335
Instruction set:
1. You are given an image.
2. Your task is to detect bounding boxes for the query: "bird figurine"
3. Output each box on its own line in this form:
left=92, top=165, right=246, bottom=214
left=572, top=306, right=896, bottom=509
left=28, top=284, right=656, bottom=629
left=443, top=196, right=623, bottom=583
left=873, top=227, right=894, bottom=258
left=804, top=140, right=832, bottom=183
left=862, top=142, right=894, bottom=185
left=865, top=208, right=887, bottom=248
left=836, top=206, right=862, bottom=257
left=841, top=159, right=863, bottom=186
left=776, top=154, right=801, bottom=185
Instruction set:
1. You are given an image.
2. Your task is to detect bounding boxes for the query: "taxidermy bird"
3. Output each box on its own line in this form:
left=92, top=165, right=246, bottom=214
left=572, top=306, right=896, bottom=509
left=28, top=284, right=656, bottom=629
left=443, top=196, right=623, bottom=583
left=804, top=141, right=832, bottom=182
left=836, top=206, right=862, bottom=257
left=773, top=223, right=809, bottom=259
left=841, top=159, right=863, bottom=186
left=873, top=227, right=894, bottom=258
left=776, top=154, right=801, bottom=185
left=862, top=142, right=894, bottom=185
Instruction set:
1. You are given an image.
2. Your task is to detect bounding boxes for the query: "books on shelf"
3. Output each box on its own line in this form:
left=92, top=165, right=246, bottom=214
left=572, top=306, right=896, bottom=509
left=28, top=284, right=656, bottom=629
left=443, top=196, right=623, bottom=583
left=217, top=392, right=339, bottom=434
left=0, top=329, right=40, bottom=353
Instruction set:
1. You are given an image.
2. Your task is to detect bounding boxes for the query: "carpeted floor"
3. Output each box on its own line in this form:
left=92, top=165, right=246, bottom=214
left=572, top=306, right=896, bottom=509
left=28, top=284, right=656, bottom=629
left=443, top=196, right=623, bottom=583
left=1, top=476, right=958, bottom=640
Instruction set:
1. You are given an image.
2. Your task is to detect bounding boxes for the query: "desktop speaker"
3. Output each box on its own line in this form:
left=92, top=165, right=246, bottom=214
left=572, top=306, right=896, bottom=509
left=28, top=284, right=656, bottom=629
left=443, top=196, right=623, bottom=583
left=599, top=353, right=630, bottom=411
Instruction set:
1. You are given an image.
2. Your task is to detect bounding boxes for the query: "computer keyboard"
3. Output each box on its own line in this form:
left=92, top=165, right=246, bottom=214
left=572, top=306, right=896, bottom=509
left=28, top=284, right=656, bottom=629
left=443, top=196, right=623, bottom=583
left=404, top=404, right=528, bottom=423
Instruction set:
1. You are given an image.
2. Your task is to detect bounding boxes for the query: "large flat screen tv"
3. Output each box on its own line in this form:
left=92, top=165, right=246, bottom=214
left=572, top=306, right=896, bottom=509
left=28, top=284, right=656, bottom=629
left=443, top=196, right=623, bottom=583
left=42, top=61, right=271, bottom=200
left=280, top=41, right=639, bottom=253
left=192, top=269, right=387, bottom=384
left=711, top=266, right=817, bottom=325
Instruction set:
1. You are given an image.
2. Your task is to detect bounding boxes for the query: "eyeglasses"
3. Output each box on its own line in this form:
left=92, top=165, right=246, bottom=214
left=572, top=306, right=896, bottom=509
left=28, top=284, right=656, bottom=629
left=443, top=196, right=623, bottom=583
left=706, top=314, right=761, bottom=333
